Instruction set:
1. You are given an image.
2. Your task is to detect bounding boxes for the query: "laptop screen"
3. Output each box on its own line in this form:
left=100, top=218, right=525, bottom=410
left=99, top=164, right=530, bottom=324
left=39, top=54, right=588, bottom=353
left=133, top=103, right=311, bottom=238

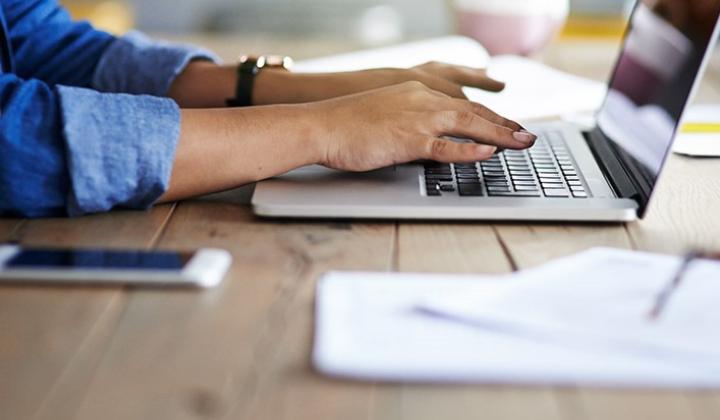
left=597, top=0, right=720, bottom=189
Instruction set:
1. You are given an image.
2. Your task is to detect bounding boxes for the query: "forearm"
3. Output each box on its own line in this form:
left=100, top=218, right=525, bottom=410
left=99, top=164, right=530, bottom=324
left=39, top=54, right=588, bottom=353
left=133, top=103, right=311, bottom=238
left=158, top=104, right=322, bottom=202
left=167, top=61, right=404, bottom=107
left=161, top=80, right=534, bottom=204
left=167, top=61, right=236, bottom=108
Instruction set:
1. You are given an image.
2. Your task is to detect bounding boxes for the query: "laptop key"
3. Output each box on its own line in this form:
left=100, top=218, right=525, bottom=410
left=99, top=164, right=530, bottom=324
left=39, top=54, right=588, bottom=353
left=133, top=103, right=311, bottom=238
left=426, top=176, right=453, bottom=182
left=536, top=168, right=560, bottom=174
left=426, top=186, right=441, bottom=196
left=457, top=178, right=482, bottom=184
left=489, top=191, right=541, bottom=197
left=544, top=189, right=570, bottom=197
left=488, top=185, right=511, bottom=191
left=458, top=184, right=484, bottom=196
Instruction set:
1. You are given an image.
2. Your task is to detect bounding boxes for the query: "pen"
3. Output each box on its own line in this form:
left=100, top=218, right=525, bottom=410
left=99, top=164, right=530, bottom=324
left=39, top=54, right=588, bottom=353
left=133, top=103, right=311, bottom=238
left=647, top=250, right=720, bottom=321
left=681, top=123, right=720, bottom=134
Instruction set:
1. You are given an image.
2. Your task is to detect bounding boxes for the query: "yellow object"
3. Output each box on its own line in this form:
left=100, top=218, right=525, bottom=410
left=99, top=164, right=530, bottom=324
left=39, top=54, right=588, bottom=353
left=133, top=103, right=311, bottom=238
left=63, top=1, right=134, bottom=34
left=560, top=15, right=628, bottom=40
left=681, top=123, right=720, bottom=134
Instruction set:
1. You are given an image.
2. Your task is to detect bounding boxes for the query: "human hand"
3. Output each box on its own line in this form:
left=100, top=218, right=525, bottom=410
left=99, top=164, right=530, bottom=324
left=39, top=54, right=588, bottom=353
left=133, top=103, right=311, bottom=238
left=253, top=61, right=505, bottom=105
left=398, top=61, right=506, bottom=97
left=307, top=82, right=535, bottom=172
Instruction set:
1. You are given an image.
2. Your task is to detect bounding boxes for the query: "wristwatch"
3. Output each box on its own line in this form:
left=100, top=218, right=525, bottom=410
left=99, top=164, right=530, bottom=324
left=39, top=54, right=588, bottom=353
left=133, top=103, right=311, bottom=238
left=226, top=55, right=294, bottom=107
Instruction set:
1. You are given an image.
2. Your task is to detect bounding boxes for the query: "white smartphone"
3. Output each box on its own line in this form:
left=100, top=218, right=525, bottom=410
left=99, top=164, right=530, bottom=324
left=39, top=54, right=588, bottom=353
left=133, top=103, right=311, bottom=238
left=0, top=244, right=232, bottom=288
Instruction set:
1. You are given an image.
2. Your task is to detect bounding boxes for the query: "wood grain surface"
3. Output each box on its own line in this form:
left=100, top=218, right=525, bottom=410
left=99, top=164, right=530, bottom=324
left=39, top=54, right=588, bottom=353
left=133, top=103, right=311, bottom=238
left=2, top=39, right=720, bottom=420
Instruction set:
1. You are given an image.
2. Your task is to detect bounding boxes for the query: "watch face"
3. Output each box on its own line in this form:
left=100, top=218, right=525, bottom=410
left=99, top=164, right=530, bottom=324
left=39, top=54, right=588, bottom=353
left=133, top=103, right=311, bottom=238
left=238, top=55, right=293, bottom=70
left=265, top=55, right=294, bottom=70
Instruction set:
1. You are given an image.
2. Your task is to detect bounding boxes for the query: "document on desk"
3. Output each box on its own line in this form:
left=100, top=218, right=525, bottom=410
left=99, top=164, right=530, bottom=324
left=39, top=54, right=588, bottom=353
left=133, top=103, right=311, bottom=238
left=295, top=36, right=606, bottom=122
left=465, top=56, right=606, bottom=121
left=314, top=248, right=720, bottom=388
left=674, top=104, right=720, bottom=157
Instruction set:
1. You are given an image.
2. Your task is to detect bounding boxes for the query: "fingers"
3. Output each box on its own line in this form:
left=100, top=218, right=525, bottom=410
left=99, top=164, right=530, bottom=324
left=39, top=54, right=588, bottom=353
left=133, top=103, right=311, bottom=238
left=417, top=62, right=506, bottom=92
left=420, top=75, right=467, bottom=99
left=420, top=93, right=536, bottom=144
left=431, top=110, right=537, bottom=150
left=447, top=65, right=506, bottom=92
left=433, top=98, right=524, bottom=132
left=468, top=101, right=525, bottom=132
left=417, top=137, right=497, bottom=163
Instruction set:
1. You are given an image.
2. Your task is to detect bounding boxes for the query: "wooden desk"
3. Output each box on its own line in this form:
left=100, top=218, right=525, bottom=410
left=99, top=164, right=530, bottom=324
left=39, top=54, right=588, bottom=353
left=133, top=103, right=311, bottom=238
left=3, top=39, right=720, bottom=420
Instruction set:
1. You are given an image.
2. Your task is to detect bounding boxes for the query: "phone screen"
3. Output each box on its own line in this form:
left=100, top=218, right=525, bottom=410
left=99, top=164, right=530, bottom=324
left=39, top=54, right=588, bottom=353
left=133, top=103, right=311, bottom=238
left=6, top=249, right=193, bottom=271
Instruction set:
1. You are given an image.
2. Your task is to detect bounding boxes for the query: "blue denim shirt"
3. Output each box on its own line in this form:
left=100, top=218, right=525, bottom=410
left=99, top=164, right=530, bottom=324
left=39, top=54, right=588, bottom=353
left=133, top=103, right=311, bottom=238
left=0, top=0, right=218, bottom=217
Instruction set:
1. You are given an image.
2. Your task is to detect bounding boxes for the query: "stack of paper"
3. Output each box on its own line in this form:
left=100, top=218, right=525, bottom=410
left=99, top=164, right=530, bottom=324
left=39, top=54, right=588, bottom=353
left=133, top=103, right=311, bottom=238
left=314, top=248, right=720, bottom=388
left=295, top=36, right=607, bottom=122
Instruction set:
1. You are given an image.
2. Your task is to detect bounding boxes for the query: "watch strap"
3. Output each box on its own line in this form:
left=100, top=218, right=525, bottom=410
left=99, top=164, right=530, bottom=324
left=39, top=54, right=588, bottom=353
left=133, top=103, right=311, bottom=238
left=226, top=58, right=260, bottom=107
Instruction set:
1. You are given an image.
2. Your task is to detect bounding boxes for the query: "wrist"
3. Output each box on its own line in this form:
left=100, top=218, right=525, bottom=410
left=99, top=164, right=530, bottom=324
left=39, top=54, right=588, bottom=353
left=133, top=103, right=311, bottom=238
left=253, top=69, right=296, bottom=105
left=293, top=102, right=331, bottom=166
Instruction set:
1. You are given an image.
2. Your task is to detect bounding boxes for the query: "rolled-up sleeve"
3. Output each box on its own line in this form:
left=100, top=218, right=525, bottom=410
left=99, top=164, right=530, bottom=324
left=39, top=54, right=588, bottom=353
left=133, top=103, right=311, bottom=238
left=57, top=86, right=181, bottom=216
left=91, top=31, right=220, bottom=96
left=0, top=28, right=215, bottom=217
left=55, top=32, right=219, bottom=215
left=1, top=1, right=223, bottom=217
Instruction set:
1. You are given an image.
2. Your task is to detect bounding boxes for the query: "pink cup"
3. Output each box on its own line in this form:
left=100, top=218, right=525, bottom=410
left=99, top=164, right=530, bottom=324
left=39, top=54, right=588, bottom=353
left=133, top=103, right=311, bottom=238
left=454, top=0, right=569, bottom=56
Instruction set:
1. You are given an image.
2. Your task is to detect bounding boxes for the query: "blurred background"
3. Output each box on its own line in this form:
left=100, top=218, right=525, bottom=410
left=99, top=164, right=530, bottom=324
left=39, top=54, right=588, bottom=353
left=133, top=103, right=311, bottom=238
left=63, top=0, right=633, bottom=53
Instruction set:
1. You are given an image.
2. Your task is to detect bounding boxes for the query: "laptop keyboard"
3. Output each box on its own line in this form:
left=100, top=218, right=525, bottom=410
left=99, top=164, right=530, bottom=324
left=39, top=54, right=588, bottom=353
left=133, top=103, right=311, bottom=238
left=423, top=131, right=589, bottom=199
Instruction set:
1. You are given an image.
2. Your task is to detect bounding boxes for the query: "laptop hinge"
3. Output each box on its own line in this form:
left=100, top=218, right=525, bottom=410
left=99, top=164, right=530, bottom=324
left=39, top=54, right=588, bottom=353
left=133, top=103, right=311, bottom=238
left=583, top=129, right=646, bottom=207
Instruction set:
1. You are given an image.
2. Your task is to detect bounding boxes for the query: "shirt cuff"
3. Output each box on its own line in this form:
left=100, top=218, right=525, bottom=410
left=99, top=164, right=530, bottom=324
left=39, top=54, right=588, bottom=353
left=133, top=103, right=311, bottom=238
left=91, top=30, right=220, bottom=96
left=57, top=85, right=181, bottom=216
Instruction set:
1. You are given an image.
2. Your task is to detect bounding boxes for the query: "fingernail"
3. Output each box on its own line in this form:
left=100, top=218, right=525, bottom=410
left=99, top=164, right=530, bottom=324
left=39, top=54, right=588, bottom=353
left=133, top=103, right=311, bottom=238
left=476, top=145, right=497, bottom=158
left=513, top=130, right=537, bottom=144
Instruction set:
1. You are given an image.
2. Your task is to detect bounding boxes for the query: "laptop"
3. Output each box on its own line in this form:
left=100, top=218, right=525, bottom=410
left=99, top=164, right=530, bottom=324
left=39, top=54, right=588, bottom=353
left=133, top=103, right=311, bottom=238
left=253, top=0, right=720, bottom=222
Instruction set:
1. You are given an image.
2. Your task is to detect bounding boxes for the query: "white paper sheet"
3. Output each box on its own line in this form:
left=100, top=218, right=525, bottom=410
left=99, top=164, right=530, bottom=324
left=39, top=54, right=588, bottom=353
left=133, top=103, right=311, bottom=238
left=313, top=248, right=720, bottom=388
left=674, top=104, right=720, bottom=157
left=465, top=55, right=607, bottom=122
left=295, top=36, right=491, bottom=73
left=421, top=248, right=720, bottom=369
left=295, top=37, right=607, bottom=122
